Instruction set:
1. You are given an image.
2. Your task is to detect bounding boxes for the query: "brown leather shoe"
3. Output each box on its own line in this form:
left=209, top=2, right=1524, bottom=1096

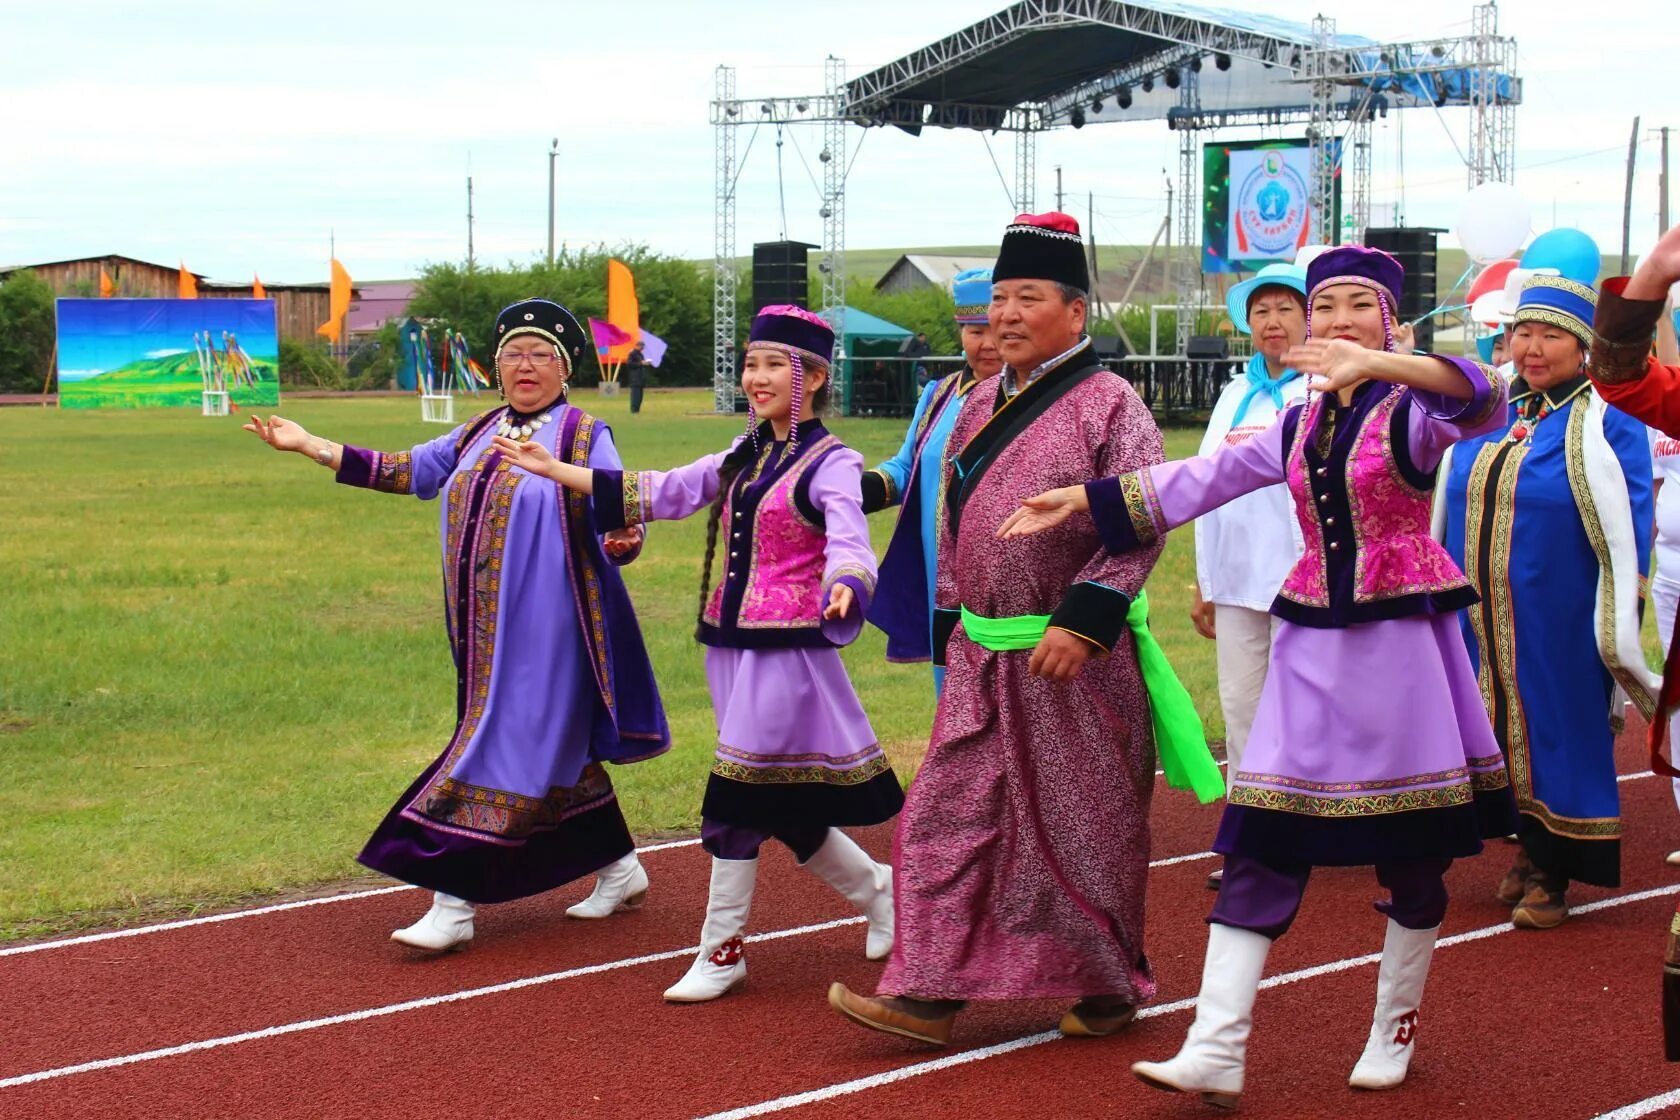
left=1059, top=997, right=1138, bottom=1037
left=1495, top=850, right=1536, bottom=906
left=828, top=983, right=957, bottom=1046
left=1511, top=876, right=1568, bottom=929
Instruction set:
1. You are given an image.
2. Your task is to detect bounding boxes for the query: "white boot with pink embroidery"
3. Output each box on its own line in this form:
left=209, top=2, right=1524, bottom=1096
left=664, top=857, right=757, bottom=1003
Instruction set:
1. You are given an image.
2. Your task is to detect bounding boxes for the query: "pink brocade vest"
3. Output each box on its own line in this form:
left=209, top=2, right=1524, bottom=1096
left=702, top=434, right=841, bottom=638
left=1277, top=385, right=1473, bottom=623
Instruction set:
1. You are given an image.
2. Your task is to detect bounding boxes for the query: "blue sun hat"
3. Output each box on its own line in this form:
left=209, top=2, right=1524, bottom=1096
left=1226, top=263, right=1308, bottom=335
left=1513, top=274, right=1597, bottom=349
left=951, top=267, right=993, bottom=325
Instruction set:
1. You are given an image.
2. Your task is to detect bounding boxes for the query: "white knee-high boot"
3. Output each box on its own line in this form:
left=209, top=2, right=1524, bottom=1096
left=1349, top=920, right=1439, bottom=1089
left=800, top=830, right=894, bottom=960
left=664, top=858, right=757, bottom=1003
left=566, top=852, right=650, bottom=919
left=1132, top=924, right=1272, bottom=1110
left=390, top=892, right=475, bottom=951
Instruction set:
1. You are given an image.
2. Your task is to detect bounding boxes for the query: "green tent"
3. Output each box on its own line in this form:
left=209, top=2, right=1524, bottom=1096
left=819, top=305, right=914, bottom=415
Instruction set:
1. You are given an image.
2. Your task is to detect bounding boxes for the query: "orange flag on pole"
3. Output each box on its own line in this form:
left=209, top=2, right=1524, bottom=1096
left=99, top=268, right=115, bottom=298
left=252, top=275, right=267, bottom=299
left=605, top=258, right=641, bottom=364
left=315, top=259, right=353, bottom=344
left=178, top=262, right=198, bottom=299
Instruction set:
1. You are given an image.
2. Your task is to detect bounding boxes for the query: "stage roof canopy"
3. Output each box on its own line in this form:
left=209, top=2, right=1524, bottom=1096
left=842, top=0, right=1517, bottom=133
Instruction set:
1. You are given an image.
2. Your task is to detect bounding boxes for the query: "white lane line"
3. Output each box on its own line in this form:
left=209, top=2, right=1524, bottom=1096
left=2, top=837, right=1217, bottom=959
left=1595, top=1087, right=1680, bottom=1119
left=692, top=883, right=1680, bottom=1120
left=0, top=847, right=1223, bottom=1087
left=13, top=765, right=1654, bottom=959
left=0, top=838, right=703, bottom=959
left=0, top=915, right=864, bottom=1090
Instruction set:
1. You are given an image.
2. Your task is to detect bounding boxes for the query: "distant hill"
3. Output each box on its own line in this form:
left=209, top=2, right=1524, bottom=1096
left=704, top=243, right=1629, bottom=312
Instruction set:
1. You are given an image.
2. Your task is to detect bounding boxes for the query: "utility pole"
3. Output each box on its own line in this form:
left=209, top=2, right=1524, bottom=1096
left=1661, top=125, right=1671, bottom=235
left=547, top=139, right=559, bottom=267
left=1055, top=166, right=1064, bottom=212
left=467, top=174, right=476, bottom=270
left=1622, top=116, right=1641, bottom=274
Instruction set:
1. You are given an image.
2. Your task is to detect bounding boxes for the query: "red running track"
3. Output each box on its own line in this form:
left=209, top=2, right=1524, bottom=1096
left=4, top=725, right=1680, bottom=1119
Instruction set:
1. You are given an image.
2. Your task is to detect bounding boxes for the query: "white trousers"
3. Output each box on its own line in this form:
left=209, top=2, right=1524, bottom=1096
left=1648, top=576, right=1680, bottom=816
left=1214, top=604, right=1279, bottom=793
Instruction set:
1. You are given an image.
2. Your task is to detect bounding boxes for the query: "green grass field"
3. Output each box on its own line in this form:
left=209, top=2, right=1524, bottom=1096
left=0, top=390, right=1209, bottom=939
left=59, top=351, right=281, bottom=411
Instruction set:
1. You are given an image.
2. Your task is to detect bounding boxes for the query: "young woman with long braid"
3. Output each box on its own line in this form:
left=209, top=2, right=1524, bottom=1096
left=495, top=304, right=900, bottom=1003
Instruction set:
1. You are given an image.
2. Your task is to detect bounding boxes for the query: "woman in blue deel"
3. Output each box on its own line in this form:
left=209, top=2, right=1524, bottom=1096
left=860, top=268, right=1003, bottom=691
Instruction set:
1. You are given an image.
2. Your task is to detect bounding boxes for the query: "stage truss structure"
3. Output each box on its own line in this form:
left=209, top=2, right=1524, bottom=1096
left=711, top=0, right=1519, bottom=410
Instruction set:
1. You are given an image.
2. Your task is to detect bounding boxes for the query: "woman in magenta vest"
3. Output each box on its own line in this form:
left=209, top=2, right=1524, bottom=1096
left=495, top=304, right=902, bottom=1003
left=1000, top=246, right=1517, bottom=1106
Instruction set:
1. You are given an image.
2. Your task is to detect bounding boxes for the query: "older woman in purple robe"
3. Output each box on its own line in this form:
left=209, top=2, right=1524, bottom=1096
left=243, top=298, right=670, bottom=952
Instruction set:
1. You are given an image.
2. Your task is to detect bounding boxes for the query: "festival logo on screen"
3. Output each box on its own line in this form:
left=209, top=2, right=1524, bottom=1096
left=1230, top=150, right=1310, bottom=261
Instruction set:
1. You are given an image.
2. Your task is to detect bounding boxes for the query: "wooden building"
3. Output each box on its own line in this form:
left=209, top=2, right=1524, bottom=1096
left=0, top=254, right=197, bottom=300
left=0, top=254, right=360, bottom=346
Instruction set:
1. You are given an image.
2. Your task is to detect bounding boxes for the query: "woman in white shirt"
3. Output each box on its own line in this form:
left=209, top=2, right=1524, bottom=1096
left=1193, top=263, right=1309, bottom=886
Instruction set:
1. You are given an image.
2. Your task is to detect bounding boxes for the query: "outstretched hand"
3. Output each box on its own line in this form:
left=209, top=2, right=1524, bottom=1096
left=823, top=582, right=856, bottom=621
left=1629, top=224, right=1680, bottom=301
left=243, top=414, right=311, bottom=453
left=996, top=485, right=1089, bottom=540
left=1285, top=338, right=1370, bottom=394
left=491, top=435, right=558, bottom=478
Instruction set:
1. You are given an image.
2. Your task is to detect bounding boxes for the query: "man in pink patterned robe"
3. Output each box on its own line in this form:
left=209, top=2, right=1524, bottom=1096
left=829, top=213, right=1166, bottom=1045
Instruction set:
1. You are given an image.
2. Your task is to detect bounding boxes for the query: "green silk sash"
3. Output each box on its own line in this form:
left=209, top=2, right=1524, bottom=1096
left=959, top=589, right=1224, bottom=803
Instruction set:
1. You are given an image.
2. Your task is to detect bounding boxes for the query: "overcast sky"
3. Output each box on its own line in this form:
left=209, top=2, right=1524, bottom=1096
left=3, top=0, right=1675, bottom=284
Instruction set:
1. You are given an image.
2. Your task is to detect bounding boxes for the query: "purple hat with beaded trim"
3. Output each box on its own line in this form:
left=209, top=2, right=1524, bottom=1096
left=1306, top=245, right=1404, bottom=307
left=747, top=304, right=834, bottom=366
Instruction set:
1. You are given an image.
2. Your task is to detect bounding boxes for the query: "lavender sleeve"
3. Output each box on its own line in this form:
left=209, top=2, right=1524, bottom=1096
left=810, top=447, right=878, bottom=647
left=1084, top=411, right=1291, bottom=554
left=592, top=448, right=732, bottom=530
left=336, top=424, right=469, bottom=499
left=1405, top=355, right=1508, bottom=470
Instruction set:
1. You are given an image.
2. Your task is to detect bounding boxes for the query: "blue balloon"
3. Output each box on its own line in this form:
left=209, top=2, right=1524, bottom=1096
left=1521, top=228, right=1601, bottom=285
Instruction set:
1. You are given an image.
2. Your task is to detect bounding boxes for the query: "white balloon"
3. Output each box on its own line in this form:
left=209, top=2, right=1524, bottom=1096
left=1454, top=182, right=1533, bottom=265
left=1295, top=244, right=1333, bottom=269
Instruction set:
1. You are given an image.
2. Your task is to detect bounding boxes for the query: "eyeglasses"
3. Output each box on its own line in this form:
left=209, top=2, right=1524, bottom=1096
left=501, top=351, right=560, bottom=368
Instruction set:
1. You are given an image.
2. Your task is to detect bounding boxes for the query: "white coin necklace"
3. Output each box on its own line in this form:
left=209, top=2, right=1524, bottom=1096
left=495, top=409, right=554, bottom=442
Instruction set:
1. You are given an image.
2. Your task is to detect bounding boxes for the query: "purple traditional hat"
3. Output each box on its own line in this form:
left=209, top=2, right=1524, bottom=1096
left=1305, top=245, right=1406, bottom=352
left=747, top=303, right=834, bottom=367
left=743, top=304, right=835, bottom=455
left=1306, top=245, right=1404, bottom=307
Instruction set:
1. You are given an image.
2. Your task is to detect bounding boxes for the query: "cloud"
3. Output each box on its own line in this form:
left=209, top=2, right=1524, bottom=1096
left=145, top=348, right=188, bottom=358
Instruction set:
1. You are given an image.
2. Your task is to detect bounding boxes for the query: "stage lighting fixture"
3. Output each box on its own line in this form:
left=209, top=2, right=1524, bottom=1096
left=1141, top=75, right=1154, bottom=92
left=1190, top=56, right=1202, bottom=73
left=1117, top=88, right=1132, bottom=109
left=819, top=206, right=833, bottom=219
left=760, top=103, right=772, bottom=114
left=1070, top=107, right=1086, bottom=129
left=796, top=101, right=809, bottom=113
left=818, top=147, right=832, bottom=163
left=725, top=104, right=739, bottom=117
left=1215, top=52, right=1231, bottom=70
left=1164, top=68, right=1180, bottom=89
left=1289, top=49, right=1301, bottom=68
left=1091, top=97, right=1103, bottom=112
